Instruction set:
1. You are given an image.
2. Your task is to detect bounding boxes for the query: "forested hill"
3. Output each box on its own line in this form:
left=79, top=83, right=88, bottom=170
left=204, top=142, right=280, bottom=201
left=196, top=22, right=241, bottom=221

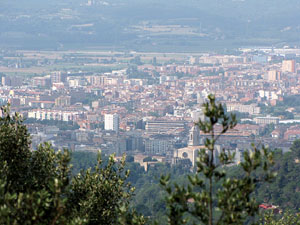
left=71, top=139, right=300, bottom=219
left=255, top=140, right=300, bottom=210
left=1, top=0, right=300, bottom=51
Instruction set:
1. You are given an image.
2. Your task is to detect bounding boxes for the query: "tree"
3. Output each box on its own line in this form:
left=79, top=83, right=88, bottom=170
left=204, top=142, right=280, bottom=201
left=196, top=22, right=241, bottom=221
left=130, top=56, right=143, bottom=65
left=126, top=155, right=135, bottom=163
left=260, top=210, right=300, bottom=225
left=143, top=156, right=158, bottom=162
left=254, top=140, right=300, bottom=211
left=0, top=105, right=32, bottom=193
left=0, top=100, right=280, bottom=225
left=260, top=124, right=275, bottom=137
left=160, top=94, right=275, bottom=225
left=152, top=56, right=157, bottom=66
left=0, top=105, right=77, bottom=224
left=0, top=105, right=145, bottom=225
left=66, top=153, right=145, bottom=225
left=291, top=139, right=300, bottom=158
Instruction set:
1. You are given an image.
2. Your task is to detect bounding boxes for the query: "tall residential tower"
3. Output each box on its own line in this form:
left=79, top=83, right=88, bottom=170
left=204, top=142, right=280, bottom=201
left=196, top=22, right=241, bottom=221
left=104, top=114, right=119, bottom=132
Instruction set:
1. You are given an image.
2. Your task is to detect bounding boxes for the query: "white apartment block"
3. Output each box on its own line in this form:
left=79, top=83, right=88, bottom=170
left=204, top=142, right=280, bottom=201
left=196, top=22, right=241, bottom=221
left=254, top=116, right=280, bottom=125
left=104, top=114, right=119, bottom=132
left=28, top=109, right=81, bottom=122
left=226, top=103, right=260, bottom=115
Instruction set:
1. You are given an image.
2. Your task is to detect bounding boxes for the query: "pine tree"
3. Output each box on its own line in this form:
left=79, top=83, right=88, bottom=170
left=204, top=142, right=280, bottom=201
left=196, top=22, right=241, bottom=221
left=161, top=94, right=276, bottom=225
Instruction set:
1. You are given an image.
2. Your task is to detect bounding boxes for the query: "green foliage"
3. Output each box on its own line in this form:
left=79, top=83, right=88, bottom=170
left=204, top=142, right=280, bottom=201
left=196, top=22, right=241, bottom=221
left=128, top=162, right=192, bottom=219
left=255, top=140, right=300, bottom=211
left=134, top=182, right=167, bottom=218
left=260, top=124, right=275, bottom=137
left=70, top=151, right=98, bottom=175
left=260, top=210, right=300, bottom=225
left=160, top=94, right=275, bottom=225
left=0, top=106, right=81, bottom=224
left=0, top=100, right=288, bottom=225
left=0, top=175, right=86, bottom=225
left=67, top=153, right=137, bottom=224
left=0, top=105, right=31, bottom=193
left=143, top=156, right=158, bottom=162
left=126, top=155, right=135, bottom=163
left=0, top=105, right=145, bottom=225
left=279, top=95, right=300, bottom=108
left=291, top=139, right=300, bottom=158
left=259, top=96, right=299, bottom=119
left=130, top=56, right=143, bottom=65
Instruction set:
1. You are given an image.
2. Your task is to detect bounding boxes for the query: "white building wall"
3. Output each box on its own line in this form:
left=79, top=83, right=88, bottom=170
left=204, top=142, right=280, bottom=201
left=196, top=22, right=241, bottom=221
left=104, top=114, right=119, bottom=132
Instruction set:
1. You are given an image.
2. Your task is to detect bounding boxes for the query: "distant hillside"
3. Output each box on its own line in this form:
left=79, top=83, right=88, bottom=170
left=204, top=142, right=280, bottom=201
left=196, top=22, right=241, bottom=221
left=1, top=0, right=300, bottom=51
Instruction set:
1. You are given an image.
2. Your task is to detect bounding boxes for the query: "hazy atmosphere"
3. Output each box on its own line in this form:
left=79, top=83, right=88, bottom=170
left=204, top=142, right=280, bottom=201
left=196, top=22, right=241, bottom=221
left=2, top=0, right=300, bottom=51
left=1, top=1, right=300, bottom=225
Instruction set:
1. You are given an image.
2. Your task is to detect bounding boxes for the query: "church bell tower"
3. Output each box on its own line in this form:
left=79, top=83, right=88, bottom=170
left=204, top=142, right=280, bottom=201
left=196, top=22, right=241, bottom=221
left=188, top=125, right=200, bottom=146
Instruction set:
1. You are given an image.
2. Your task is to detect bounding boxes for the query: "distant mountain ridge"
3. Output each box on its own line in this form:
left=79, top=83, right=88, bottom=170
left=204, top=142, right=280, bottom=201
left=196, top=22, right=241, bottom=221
left=1, top=0, right=300, bottom=51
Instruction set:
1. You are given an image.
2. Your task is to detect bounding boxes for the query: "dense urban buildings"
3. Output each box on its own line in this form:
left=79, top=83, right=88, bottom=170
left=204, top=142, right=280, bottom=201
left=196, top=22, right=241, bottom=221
left=0, top=47, right=300, bottom=167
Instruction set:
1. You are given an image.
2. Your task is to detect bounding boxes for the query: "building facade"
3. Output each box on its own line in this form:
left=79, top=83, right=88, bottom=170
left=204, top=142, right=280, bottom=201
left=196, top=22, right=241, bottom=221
left=104, top=114, right=119, bottom=132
